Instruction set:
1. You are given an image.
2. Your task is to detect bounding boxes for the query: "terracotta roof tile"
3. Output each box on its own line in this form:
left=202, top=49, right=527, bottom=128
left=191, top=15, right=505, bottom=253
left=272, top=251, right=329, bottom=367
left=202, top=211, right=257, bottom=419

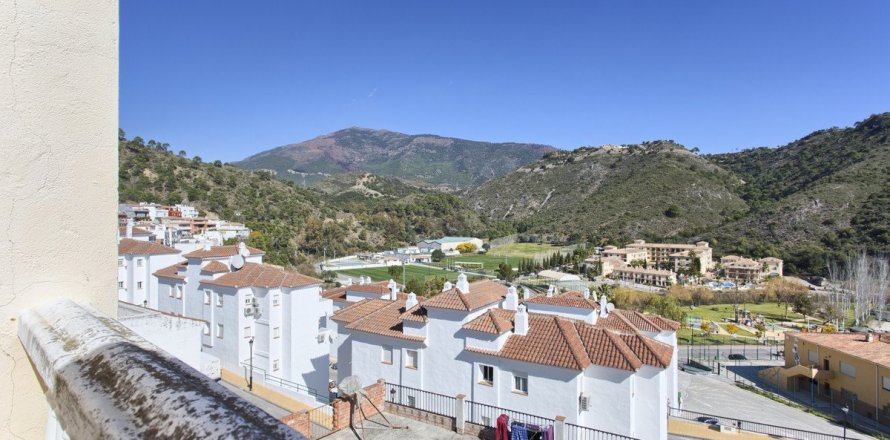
left=789, top=332, right=890, bottom=369
left=464, top=309, right=515, bottom=334
left=201, top=263, right=320, bottom=289
left=118, top=238, right=179, bottom=256
left=119, top=226, right=153, bottom=236
left=333, top=299, right=425, bottom=342
left=201, top=261, right=230, bottom=274
left=422, top=280, right=507, bottom=311
left=596, top=310, right=679, bottom=334
left=399, top=304, right=428, bottom=323
left=345, top=281, right=401, bottom=296
left=576, top=325, right=642, bottom=371
left=619, top=333, right=673, bottom=368
left=524, top=290, right=599, bottom=310
left=154, top=261, right=187, bottom=280
left=183, top=245, right=265, bottom=259
left=321, top=287, right=350, bottom=304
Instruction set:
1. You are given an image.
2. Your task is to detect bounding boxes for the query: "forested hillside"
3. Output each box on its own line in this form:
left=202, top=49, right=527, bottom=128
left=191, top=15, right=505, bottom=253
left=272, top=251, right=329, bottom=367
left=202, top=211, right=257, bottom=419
left=118, top=133, right=507, bottom=269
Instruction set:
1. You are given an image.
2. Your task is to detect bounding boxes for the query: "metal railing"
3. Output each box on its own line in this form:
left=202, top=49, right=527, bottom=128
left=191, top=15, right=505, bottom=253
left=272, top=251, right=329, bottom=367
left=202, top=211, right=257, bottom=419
left=565, top=423, right=639, bottom=440
left=384, top=382, right=456, bottom=417
left=670, top=406, right=850, bottom=440
left=307, top=404, right=334, bottom=439
left=240, top=361, right=329, bottom=403
left=464, top=399, right=554, bottom=429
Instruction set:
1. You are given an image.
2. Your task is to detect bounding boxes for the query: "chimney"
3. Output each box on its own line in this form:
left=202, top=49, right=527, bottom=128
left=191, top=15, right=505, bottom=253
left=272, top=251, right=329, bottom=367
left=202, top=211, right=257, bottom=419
left=456, top=273, right=470, bottom=294
left=867, top=333, right=875, bottom=343
left=405, top=292, right=418, bottom=310
left=514, top=305, right=529, bottom=336
left=522, top=287, right=531, bottom=301
left=126, top=219, right=133, bottom=238
left=203, top=240, right=211, bottom=251
left=600, top=294, right=609, bottom=318
left=582, top=288, right=591, bottom=300
left=345, top=277, right=353, bottom=286
left=390, top=284, right=399, bottom=301
left=442, top=281, right=453, bottom=292
left=546, top=285, right=555, bottom=297
left=238, top=241, right=248, bottom=256
left=504, top=286, right=518, bottom=311
left=387, top=279, right=397, bottom=290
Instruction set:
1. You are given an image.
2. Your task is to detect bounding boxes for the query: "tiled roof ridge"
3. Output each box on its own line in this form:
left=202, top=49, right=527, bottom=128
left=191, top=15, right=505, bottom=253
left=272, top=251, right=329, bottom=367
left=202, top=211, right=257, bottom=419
left=456, top=290, right=472, bottom=310
left=632, top=311, right=662, bottom=331
left=555, top=316, right=591, bottom=369
left=345, top=299, right=400, bottom=330
left=490, top=309, right=510, bottom=333
left=633, top=331, right=673, bottom=367
left=609, top=310, right=640, bottom=333
left=602, top=327, right=643, bottom=371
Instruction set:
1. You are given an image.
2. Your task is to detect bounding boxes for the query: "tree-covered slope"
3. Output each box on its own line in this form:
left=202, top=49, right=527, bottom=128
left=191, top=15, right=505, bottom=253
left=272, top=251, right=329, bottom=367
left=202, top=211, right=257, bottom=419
left=466, top=141, right=748, bottom=243
left=118, top=134, right=503, bottom=268
left=233, top=127, right=556, bottom=189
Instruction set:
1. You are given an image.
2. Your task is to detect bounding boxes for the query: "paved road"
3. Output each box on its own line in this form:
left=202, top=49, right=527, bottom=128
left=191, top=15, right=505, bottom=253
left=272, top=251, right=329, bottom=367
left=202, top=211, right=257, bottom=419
left=679, top=371, right=872, bottom=439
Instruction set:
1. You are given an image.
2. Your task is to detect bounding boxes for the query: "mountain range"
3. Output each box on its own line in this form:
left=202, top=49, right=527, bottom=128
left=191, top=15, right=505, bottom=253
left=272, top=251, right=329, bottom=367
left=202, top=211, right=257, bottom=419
left=120, top=112, right=890, bottom=275
left=234, top=128, right=555, bottom=190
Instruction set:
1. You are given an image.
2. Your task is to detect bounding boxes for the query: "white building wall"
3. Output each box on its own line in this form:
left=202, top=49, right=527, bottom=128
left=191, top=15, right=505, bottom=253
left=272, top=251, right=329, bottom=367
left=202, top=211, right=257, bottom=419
left=283, top=285, right=331, bottom=397
left=632, top=366, right=669, bottom=440
left=579, top=366, right=634, bottom=437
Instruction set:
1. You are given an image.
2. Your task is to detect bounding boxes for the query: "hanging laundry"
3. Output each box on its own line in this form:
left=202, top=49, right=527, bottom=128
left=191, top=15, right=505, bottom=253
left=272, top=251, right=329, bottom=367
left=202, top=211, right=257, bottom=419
left=542, top=425, right=554, bottom=440
left=510, top=423, right=528, bottom=440
left=496, top=414, right=510, bottom=440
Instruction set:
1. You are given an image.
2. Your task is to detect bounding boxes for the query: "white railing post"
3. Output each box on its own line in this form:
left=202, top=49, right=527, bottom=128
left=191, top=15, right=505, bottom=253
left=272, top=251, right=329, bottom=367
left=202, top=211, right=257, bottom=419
left=554, top=415, right=566, bottom=440
left=455, top=394, right=466, bottom=434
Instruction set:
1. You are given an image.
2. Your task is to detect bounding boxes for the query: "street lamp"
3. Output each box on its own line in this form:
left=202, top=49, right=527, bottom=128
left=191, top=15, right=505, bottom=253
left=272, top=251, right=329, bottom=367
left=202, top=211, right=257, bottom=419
left=248, top=336, right=255, bottom=391
left=841, top=405, right=849, bottom=439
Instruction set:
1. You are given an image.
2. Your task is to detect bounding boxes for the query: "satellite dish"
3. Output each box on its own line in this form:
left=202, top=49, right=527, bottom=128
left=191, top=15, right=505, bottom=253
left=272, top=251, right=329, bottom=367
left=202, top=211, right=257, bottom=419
left=338, top=375, right=363, bottom=396
left=231, top=253, right=245, bottom=270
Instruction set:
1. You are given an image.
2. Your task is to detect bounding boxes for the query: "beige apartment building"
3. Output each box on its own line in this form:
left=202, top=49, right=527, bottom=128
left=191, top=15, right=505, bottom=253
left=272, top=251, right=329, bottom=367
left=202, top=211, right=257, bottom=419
left=625, top=240, right=714, bottom=272
left=611, top=266, right=677, bottom=287
left=722, top=255, right=784, bottom=282
left=601, top=246, right=649, bottom=264
left=777, top=332, right=890, bottom=426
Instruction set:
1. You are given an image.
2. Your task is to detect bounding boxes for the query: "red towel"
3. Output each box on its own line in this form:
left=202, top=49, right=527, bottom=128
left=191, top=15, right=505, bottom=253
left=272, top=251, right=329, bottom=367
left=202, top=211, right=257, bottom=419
left=496, top=414, right=510, bottom=440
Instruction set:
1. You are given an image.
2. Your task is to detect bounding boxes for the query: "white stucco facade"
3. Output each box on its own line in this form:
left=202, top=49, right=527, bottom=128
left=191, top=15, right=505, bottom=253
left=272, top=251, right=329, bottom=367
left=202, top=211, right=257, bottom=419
left=335, top=281, right=676, bottom=439
left=0, top=0, right=119, bottom=437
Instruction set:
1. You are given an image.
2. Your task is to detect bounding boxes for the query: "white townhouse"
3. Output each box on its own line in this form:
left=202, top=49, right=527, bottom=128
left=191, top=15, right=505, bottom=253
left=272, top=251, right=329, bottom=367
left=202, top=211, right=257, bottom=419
left=154, top=242, right=332, bottom=404
left=334, top=274, right=678, bottom=440
left=118, top=238, right=181, bottom=308
left=321, top=277, right=403, bottom=360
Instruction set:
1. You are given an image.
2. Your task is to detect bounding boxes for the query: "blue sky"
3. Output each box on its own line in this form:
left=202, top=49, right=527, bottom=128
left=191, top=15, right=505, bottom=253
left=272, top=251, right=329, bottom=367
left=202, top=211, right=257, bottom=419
left=121, top=1, right=890, bottom=162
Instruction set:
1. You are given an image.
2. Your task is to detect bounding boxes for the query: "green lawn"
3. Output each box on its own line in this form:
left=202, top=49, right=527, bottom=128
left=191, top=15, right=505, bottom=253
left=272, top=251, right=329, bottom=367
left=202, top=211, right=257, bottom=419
left=336, top=265, right=460, bottom=284
left=718, top=323, right=755, bottom=337
left=488, top=243, right=564, bottom=258
left=687, top=302, right=805, bottom=323
left=677, top=328, right=755, bottom=345
left=432, top=254, right=523, bottom=272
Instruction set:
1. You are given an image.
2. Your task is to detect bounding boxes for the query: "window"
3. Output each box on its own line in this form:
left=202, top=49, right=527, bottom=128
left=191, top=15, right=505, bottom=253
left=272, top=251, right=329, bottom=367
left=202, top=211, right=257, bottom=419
left=244, top=326, right=252, bottom=339
left=479, top=364, right=494, bottom=386
left=273, top=359, right=280, bottom=372
left=406, top=350, right=418, bottom=369
left=203, top=323, right=210, bottom=336
left=273, top=327, right=280, bottom=339
left=883, top=376, right=890, bottom=391
left=118, top=258, right=124, bottom=267
left=136, top=259, right=143, bottom=268
left=407, top=395, right=416, bottom=407
left=118, top=281, right=123, bottom=289
left=840, top=361, right=857, bottom=378
left=513, top=373, right=528, bottom=394
left=136, top=281, right=143, bottom=290
left=176, top=285, right=183, bottom=298
left=216, top=292, right=223, bottom=307
left=216, top=324, right=223, bottom=339
left=273, top=294, right=280, bottom=306
left=203, top=290, right=211, bottom=305
left=381, top=345, right=393, bottom=364
left=808, top=350, right=817, bottom=365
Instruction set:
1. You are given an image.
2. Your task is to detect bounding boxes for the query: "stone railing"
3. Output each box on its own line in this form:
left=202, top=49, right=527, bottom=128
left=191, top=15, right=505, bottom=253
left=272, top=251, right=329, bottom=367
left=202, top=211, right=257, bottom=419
left=18, top=299, right=307, bottom=439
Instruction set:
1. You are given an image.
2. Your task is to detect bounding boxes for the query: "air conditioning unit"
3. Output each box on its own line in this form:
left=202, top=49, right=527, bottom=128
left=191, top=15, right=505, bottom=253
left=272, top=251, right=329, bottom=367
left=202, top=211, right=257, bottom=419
left=244, top=305, right=258, bottom=317
left=579, top=393, right=590, bottom=411
left=317, top=333, right=326, bottom=343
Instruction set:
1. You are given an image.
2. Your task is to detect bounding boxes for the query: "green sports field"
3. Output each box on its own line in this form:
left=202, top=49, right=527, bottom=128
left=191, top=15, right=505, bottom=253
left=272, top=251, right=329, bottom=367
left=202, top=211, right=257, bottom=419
left=335, top=265, right=461, bottom=284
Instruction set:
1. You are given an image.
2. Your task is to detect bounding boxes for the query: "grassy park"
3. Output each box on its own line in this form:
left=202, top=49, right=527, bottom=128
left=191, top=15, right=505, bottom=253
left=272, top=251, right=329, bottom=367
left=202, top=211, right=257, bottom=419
left=335, top=265, right=460, bottom=284
left=686, top=302, right=805, bottom=323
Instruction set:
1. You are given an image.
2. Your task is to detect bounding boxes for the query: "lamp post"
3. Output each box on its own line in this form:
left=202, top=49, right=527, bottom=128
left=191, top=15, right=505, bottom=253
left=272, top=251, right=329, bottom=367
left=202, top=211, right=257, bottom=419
left=841, top=405, right=849, bottom=439
left=248, top=336, right=255, bottom=391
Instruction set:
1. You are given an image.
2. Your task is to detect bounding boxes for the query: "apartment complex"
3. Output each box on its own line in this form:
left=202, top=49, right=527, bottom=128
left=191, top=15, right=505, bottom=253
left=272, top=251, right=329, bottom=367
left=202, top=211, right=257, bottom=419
left=721, top=255, right=784, bottom=282
left=625, top=240, right=714, bottom=272
left=779, top=332, right=890, bottom=426
left=154, top=242, right=332, bottom=404
left=117, top=237, right=180, bottom=308
left=334, top=275, right=678, bottom=439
